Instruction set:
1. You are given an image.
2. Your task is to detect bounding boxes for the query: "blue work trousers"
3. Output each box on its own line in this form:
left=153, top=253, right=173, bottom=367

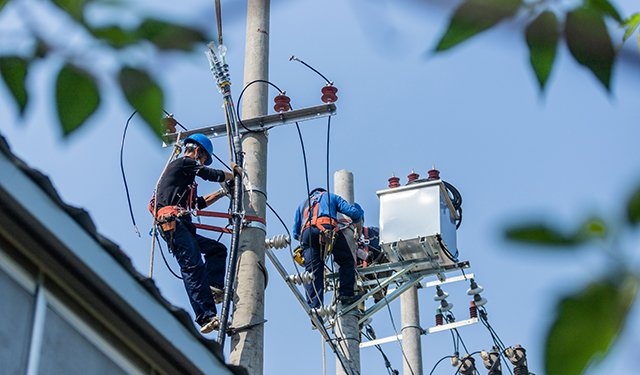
left=301, top=225, right=355, bottom=309
left=169, top=217, right=227, bottom=325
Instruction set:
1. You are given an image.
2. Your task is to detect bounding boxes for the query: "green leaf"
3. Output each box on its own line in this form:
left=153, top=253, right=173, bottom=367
left=565, top=6, right=615, bottom=91
left=526, top=11, right=560, bottom=90
left=56, top=64, right=100, bottom=135
left=621, top=14, right=640, bottom=44
left=627, top=183, right=640, bottom=225
left=0, top=57, right=29, bottom=115
left=118, top=67, right=163, bottom=135
left=435, top=0, right=522, bottom=51
left=506, top=218, right=607, bottom=246
left=505, top=224, right=581, bottom=246
left=587, top=0, right=622, bottom=22
left=546, top=275, right=638, bottom=375
left=51, top=0, right=89, bottom=21
left=137, top=19, right=208, bottom=51
left=91, top=26, right=140, bottom=48
left=0, top=0, right=10, bottom=11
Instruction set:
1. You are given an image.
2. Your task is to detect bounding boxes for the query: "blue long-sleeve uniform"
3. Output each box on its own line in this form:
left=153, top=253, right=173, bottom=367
left=293, top=190, right=363, bottom=309
left=293, top=190, right=362, bottom=241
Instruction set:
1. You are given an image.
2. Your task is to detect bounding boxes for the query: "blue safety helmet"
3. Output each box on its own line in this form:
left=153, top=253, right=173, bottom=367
left=184, top=133, right=213, bottom=166
left=309, top=187, right=326, bottom=196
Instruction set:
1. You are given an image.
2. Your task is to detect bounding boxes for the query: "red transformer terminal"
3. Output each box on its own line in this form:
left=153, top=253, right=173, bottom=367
left=428, top=167, right=440, bottom=180
left=469, top=301, right=478, bottom=319
left=407, top=169, right=420, bottom=182
left=273, top=93, right=291, bottom=113
left=161, top=116, right=177, bottom=134
left=388, top=174, right=400, bottom=188
left=321, top=85, right=338, bottom=103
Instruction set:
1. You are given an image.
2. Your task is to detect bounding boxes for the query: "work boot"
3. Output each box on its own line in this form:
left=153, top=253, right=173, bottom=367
left=210, top=285, right=224, bottom=304
left=200, top=316, right=220, bottom=334
left=338, top=294, right=361, bottom=307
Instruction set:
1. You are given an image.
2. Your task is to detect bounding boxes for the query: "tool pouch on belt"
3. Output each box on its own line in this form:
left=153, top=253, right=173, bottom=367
left=319, top=229, right=333, bottom=246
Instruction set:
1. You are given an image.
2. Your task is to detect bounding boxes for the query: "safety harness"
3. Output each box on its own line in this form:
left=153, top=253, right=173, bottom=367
left=301, top=191, right=339, bottom=233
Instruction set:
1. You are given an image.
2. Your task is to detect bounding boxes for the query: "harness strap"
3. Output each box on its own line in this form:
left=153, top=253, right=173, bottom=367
left=301, top=192, right=338, bottom=232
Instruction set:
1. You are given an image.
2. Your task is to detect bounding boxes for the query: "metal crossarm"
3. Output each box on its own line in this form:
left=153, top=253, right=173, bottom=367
left=161, top=103, right=337, bottom=145
left=358, top=276, right=423, bottom=325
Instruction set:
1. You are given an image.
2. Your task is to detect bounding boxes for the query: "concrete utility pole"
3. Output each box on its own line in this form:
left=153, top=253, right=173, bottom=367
left=401, top=286, right=423, bottom=375
left=228, top=0, right=270, bottom=374
left=333, top=169, right=361, bottom=375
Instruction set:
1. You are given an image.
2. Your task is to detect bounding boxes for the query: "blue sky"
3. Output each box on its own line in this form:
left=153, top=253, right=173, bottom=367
left=1, top=0, right=640, bottom=374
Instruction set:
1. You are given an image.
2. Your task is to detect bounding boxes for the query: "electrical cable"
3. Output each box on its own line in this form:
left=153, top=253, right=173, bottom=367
left=289, top=56, right=332, bottom=84
left=235, top=79, right=283, bottom=133
left=428, top=355, right=455, bottom=375
left=121, top=111, right=140, bottom=237
left=368, top=269, right=416, bottom=375
left=154, top=232, right=182, bottom=279
left=162, top=109, right=188, bottom=131
left=362, top=328, right=398, bottom=374
left=121, top=110, right=188, bottom=237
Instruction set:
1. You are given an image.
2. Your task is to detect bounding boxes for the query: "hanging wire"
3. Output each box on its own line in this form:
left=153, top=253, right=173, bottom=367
left=368, top=270, right=416, bottom=375
left=289, top=56, right=332, bottom=85
left=428, top=355, right=455, bottom=375
left=120, top=110, right=188, bottom=237
left=235, top=79, right=283, bottom=133
left=121, top=111, right=141, bottom=236
left=154, top=232, right=182, bottom=279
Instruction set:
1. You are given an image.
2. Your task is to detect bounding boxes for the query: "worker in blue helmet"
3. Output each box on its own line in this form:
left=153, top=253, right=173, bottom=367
left=155, top=133, right=240, bottom=334
left=293, top=188, right=363, bottom=309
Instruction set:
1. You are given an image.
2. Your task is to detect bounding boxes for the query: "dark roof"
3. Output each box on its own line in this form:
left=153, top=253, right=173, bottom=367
left=0, top=133, right=247, bottom=375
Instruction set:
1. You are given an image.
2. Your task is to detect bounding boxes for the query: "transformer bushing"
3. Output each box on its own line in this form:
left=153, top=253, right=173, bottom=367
left=482, top=349, right=502, bottom=375
left=508, top=346, right=528, bottom=375
left=459, top=355, right=476, bottom=375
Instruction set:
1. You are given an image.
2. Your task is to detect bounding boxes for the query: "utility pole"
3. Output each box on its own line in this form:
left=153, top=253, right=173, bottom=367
left=228, top=0, right=270, bottom=374
left=333, top=169, right=361, bottom=375
left=401, top=286, right=423, bottom=375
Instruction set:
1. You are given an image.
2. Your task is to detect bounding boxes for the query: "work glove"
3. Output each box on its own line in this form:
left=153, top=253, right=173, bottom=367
left=354, top=221, right=363, bottom=241
left=219, top=181, right=234, bottom=198
left=230, top=162, right=243, bottom=176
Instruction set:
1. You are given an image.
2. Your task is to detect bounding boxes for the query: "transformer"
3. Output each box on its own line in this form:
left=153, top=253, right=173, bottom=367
left=377, top=179, right=459, bottom=274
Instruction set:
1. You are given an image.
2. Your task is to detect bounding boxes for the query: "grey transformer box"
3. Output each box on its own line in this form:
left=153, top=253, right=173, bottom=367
left=376, top=179, right=459, bottom=274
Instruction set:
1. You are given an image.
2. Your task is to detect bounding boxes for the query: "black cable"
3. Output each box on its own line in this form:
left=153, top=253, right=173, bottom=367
left=289, top=56, right=332, bottom=84
left=162, top=109, right=188, bottom=131
left=154, top=232, right=182, bottom=279
left=120, top=111, right=140, bottom=236
left=369, top=270, right=416, bottom=375
left=235, top=79, right=283, bottom=133
left=362, top=328, right=398, bottom=374
left=428, top=355, right=455, bottom=375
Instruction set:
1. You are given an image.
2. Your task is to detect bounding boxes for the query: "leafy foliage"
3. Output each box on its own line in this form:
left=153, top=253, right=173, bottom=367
left=526, top=11, right=559, bottom=89
left=505, top=218, right=606, bottom=246
left=546, top=276, right=638, bottom=375
left=137, top=19, right=208, bottom=51
left=0, top=57, right=29, bottom=115
left=118, top=68, right=163, bottom=136
left=52, top=0, right=90, bottom=22
left=0, top=0, right=209, bottom=136
left=627, top=184, right=640, bottom=225
left=436, top=0, right=637, bottom=92
left=506, top=180, right=640, bottom=375
left=565, top=6, right=615, bottom=91
left=436, top=0, right=522, bottom=51
left=56, top=64, right=100, bottom=135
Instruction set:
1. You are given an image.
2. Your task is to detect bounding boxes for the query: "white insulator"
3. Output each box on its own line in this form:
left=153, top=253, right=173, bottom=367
left=265, top=234, right=291, bottom=249
left=434, top=290, right=449, bottom=301
left=311, top=305, right=336, bottom=318
left=361, top=317, right=373, bottom=327
left=286, top=271, right=314, bottom=285
left=474, top=297, right=488, bottom=307
left=440, top=300, right=454, bottom=312
left=467, top=285, right=484, bottom=296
